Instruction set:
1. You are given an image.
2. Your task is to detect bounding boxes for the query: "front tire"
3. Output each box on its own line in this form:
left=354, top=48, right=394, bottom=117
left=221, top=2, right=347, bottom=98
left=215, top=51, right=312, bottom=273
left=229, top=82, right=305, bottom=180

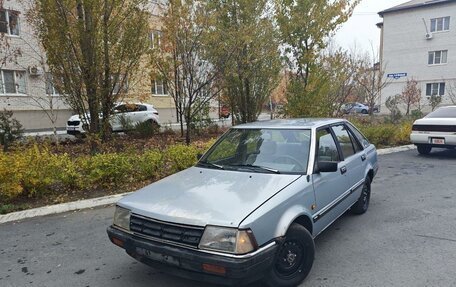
left=361, top=109, right=368, bottom=114
left=351, top=176, right=371, bottom=215
left=417, top=144, right=432, bottom=155
left=265, top=224, right=315, bottom=287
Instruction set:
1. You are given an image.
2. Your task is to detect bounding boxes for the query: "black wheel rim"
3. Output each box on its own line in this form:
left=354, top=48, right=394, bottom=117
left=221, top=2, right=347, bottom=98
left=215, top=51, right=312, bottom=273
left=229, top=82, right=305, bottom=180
left=362, top=182, right=370, bottom=210
left=274, top=240, right=305, bottom=278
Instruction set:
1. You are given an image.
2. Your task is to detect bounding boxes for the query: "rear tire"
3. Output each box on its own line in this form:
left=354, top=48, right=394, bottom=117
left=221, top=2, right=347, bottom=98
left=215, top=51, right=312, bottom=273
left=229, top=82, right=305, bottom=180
left=361, top=109, right=368, bottom=114
left=265, top=224, right=315, bottom=287
left=351, top=177, right=371, bottom=215
left=417, top=145, right=432, bottom=155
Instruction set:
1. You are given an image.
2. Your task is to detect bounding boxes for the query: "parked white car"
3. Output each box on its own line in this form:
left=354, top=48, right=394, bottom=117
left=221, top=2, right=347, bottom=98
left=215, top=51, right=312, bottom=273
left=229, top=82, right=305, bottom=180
left=66, top=103, right=160, bottom=135
left=410, top=106, right=456, bottom=154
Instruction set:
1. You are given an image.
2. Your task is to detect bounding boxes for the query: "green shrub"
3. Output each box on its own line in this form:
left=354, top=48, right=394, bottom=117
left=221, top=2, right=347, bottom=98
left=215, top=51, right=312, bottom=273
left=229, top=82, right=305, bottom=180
left=0, top=109, right=24, bottom=152
left=20, top=146, right=59, bottom=196
left=410, top=109, right=423, bottom=120
left=136, top=149, right=164, bottom=180
left=164, top=144, right=199, bottom=173
left=0, top=137, right=224, bottom=205
left=129, top=120, right=160, bottom=138
left=81, top=153, right=135, bottom=188
left=0, top=151, right=24, bottom=200
left=358, top=121, right=413, bottom=148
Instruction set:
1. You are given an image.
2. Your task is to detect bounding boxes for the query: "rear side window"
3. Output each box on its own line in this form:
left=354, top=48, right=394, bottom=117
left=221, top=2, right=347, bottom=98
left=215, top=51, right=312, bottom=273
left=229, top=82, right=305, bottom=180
left=137, top=105, right=147, bottom=112
left=346, top=123, right=370, bottom=148
left=331, top=125, right=355, bottom=159
left=316, top=128, right=340, bottom=162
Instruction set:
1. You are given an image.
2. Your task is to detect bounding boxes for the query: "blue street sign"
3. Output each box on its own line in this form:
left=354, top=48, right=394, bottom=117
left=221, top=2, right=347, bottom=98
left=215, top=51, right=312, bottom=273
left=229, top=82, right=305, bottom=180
left=387, top=73, right=407, bottom=79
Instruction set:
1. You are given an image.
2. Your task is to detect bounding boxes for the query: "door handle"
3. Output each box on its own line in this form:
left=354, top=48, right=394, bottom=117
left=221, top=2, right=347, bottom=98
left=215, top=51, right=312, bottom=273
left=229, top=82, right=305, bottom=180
left=340, top=166, right=347, bottom=174
left=361, top=155, right=367, bottom=161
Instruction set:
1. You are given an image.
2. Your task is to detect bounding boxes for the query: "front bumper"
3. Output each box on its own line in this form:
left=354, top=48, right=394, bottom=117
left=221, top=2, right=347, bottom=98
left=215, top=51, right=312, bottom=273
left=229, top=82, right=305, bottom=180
left=107, top=226, right=278, bottom=286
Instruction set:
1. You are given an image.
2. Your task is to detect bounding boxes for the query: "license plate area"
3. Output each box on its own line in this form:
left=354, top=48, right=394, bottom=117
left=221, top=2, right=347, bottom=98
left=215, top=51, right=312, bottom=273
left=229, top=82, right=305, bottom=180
left=67, top=127, right=76, bottom=131
left=431, top=138, right=445, bottom=145
left=136, top=247, right=180, bottom=266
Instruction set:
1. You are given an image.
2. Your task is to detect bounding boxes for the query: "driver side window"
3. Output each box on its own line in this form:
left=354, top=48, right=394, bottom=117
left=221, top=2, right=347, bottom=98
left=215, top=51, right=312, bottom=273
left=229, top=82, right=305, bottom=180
left=316, top=128, right=340, bottom=162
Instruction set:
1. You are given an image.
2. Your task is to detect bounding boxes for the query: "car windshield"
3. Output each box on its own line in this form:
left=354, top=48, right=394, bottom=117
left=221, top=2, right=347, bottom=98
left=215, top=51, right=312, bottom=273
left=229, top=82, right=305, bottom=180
left=198, top=128, right=311, bottom=174
left=425, top=107, right=456, bottom=118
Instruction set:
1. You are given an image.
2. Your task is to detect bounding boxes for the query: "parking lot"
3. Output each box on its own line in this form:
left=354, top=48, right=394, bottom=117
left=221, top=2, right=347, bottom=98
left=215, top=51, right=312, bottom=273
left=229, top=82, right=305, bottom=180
left=1, top=149, right=456, bottom=287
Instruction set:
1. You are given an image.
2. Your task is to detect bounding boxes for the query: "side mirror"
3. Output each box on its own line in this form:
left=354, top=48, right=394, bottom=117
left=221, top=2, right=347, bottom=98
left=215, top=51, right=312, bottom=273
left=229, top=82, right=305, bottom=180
left=196, top=154, right=203, bottom=160
left=316, top=161, right=338, bottom=173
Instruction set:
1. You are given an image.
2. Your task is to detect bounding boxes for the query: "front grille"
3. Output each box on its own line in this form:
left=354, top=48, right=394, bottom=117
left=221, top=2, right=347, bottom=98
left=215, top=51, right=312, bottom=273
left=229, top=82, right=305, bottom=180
left=67, top=120, right=80, bottom=126
left=130, top=214, right=204, bottom=248
left=412, top=124, right=456, bottom=132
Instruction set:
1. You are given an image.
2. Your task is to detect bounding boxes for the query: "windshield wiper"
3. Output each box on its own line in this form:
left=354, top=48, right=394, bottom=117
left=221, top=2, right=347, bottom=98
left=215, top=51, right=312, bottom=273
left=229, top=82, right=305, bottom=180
left=227, top=164, right=280, bottom=174
left=197, top=161, right=225, bottom=170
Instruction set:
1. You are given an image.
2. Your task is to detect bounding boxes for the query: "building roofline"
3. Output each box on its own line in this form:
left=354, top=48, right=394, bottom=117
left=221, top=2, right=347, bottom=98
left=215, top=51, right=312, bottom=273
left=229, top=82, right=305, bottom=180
left=379, top=0, right=452, bottom=17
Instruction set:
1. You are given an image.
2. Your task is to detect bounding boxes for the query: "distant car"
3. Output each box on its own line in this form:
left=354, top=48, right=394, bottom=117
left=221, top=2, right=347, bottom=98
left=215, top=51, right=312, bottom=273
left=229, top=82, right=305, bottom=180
left=342, top=103, right=369, bottom=114
left=351, top=103, right=369, bottom=114
left=107, top=118, right=378, bottom=287
left=66, top=103, right=160, bottom=135
left=410, top=106, right=456, bottom=155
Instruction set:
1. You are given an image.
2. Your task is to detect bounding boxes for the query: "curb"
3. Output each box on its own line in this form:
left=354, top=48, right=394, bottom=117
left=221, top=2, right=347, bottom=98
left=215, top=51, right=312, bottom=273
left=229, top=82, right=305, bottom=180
left=0, top=144, right=416, bottom=225
left=0, top=192, right=131, bottom=225
left=377, top=144, right=415, bottom=155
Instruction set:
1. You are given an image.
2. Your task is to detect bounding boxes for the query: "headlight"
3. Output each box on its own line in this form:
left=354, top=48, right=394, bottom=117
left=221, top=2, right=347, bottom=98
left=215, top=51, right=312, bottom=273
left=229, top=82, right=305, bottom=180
left=113, top=206, right=130, bottom=231
left=198, top=226, right=257, bottom=254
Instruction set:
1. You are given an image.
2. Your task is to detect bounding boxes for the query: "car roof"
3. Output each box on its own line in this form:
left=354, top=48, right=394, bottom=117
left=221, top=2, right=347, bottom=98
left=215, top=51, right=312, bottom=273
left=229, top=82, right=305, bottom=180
left=115, top=102, right=154, bottom=108
left=233, top=118, right=345, bottom=129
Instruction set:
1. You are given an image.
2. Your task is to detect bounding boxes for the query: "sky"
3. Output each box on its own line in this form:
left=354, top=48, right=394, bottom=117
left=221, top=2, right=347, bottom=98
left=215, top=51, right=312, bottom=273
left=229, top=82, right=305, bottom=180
left=334, top=0, right=410, bottom=52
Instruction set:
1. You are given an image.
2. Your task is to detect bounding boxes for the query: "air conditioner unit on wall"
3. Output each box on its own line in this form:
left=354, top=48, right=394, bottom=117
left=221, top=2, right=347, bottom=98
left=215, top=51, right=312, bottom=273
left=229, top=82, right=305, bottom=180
left=425, top=33, right=433, bottom=40
left=28, top=66, right=44, bottom=76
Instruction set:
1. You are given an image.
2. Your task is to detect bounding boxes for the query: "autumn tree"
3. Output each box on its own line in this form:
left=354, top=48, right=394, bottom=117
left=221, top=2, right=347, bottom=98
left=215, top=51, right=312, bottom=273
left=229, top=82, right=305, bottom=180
left=385, top=94, right=401, bottom=123
left=30, top=0, right=150, bottom=142
left=325, top=49, right=362, bottom=116
left=428, top=94, right=442, bottom=111
left=151, top=0, right=222, bottom=144
left=446, top=81, right=456, bottom=105
left=356, top=51, right=391, bottom=116
left=275, top=0, right=359, bottom=117
left=400, top=79, right=421, bottom=115
left=207, top=0, right=281, bottom=124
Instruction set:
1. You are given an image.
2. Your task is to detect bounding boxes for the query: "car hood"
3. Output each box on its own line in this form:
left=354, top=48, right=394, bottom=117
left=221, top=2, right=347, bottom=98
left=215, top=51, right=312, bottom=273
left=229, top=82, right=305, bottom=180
left=118, top=167, right=301, bottom=228
left=414, top=118, right=456, bottom=125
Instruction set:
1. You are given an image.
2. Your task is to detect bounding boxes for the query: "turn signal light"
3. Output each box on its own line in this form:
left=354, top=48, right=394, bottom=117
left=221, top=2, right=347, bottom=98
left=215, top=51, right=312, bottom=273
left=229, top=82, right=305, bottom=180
left=202, top=263, right=226, bottom=275
left=111, top=237, right=124, bottom=248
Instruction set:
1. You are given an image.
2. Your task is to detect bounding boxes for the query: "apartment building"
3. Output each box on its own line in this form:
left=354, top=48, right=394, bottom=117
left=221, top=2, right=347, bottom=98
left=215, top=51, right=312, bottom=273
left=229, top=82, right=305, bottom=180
left=379, top=0, right=456, bottom=113
left=0, top=0, right=177, bottom=131
left=0, top=1, right=72, bottom=131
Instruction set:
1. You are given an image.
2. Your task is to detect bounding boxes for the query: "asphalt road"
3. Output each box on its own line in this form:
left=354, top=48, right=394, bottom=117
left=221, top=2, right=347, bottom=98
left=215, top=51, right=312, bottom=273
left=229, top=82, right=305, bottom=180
left=1, top=149, right=456, bottom=287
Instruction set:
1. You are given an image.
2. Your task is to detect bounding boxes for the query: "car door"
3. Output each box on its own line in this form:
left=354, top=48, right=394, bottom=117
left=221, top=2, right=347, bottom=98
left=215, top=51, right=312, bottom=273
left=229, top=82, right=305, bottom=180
left=134, top=104, right=148, bottom=124
left=331, top=124, right=367, bottom=203
left=110, top=104, right=126, bottom=131
left=311, top=127, right=351, bottom=235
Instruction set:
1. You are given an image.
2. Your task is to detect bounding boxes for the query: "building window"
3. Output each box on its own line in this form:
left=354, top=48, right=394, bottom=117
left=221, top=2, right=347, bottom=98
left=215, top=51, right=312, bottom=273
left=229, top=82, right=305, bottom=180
left=426, top=82, right=445, bottom=97
left=45, top=73, right=61, bottom=96
left=151, top=79, right=167, bottom=95
left=430, top=16, right=450, bottom=32
left=149, top=30, right=162, bottom=49
left=428, top=50, right=448, bottom=65
left=0, top=70, right=26, bottom=94
left=0, top=9, right=20, bottom=36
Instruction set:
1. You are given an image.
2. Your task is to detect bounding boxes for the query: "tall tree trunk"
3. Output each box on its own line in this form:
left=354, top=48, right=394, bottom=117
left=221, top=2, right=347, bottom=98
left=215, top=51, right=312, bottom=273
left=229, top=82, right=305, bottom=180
left=101, top=0, right=112, bottom=142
